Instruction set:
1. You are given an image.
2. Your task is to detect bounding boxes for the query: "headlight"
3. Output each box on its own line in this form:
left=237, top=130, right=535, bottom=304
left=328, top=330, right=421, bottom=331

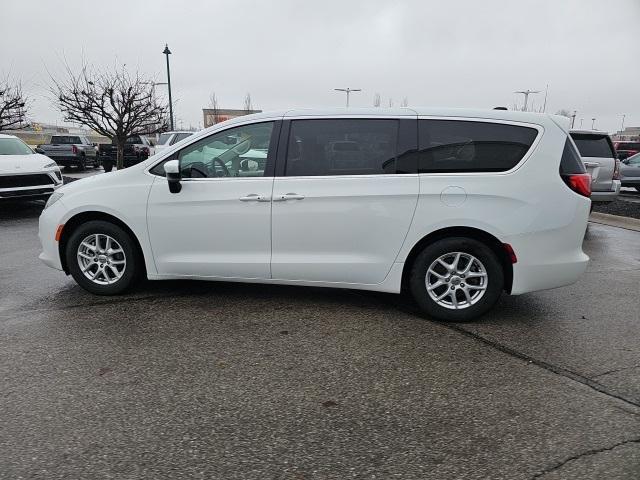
left=44, top=162, right=58, bottom=168
left=44, top=192, right=64, bottom=209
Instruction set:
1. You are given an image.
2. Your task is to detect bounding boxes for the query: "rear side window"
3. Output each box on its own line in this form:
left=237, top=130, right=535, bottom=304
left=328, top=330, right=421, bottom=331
left=571, top=134, right=615, bottom=158
left=417, top=120, right=538, bottom=173
left=285, top=119, right=398, bottom=176
left=126, top=136, right=142, bottom=144
left=51, top=136, right=81, bottom=144
left=560, top=138, right=587, bottom=175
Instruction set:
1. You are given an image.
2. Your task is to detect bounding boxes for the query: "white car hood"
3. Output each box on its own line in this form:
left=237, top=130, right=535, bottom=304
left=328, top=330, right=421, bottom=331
left=0, top=153, right=53, bottom=174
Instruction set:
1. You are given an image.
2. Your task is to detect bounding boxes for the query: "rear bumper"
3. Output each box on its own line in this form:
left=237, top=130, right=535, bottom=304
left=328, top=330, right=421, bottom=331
left=591, top=180, right=621, bottom=203
left=508, top=198, right=590, bottom=295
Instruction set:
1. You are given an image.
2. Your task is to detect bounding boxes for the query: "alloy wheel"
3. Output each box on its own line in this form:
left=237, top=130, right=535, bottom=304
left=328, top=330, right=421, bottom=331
left=425, top=252, right=488, bottom=310
left=76, top=234, right=127, bottom=285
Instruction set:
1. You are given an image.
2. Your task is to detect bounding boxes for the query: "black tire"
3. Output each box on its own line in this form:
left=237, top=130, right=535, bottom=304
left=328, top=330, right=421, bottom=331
left=409, top=237, right=504, bottom=322
left=66, top=220, right=142, bottom=295
left=103, top=160, right=113, bottom=173
left=77, top=155, right=86, bottom=171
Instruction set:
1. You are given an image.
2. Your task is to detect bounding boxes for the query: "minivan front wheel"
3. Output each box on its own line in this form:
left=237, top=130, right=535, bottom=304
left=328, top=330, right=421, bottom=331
left=66, top=220, right=140, bottom=295
left=410, top=237, right=504, bottom=322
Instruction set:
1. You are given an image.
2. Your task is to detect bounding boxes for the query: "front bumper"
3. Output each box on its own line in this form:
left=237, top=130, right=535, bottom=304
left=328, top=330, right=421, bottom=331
left=591, top=180, right=621, bottom=203
left=38, top=199, right=67, bottom=271
left=0, top=171, right=63, bottom=199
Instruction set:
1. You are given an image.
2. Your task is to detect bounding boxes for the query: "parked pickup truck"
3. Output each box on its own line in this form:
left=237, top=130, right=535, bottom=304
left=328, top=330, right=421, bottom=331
left=35, top=135, right=99, bottom=170
left=98, top=135, right=152, bottom=172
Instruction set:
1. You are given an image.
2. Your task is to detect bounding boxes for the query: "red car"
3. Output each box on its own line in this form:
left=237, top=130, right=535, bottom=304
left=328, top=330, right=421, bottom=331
left=613, top=140, right=640, bottom=160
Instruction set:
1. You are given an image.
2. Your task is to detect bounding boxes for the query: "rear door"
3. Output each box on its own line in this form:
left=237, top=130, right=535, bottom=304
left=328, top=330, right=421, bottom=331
left=270, top=117, right=419, bottom=285
left=571, top=133, right=616, bottom=192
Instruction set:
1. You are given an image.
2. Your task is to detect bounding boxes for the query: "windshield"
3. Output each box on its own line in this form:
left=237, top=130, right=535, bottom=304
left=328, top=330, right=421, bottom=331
left=158, top=133, right=172, bottom=145
left=0, top=137, right=34, bottom=155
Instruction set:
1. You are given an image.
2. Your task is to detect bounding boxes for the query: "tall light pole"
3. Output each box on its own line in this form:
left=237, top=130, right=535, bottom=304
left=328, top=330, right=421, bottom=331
left=591, top=118, right=596, bottom=130
left=571, top=110, right=577, bottom=128
left=620, top=114, right=626, bottom=134
left=163, top=44, right=174, bottom=130
left=515, top=89, right=540, bottom=112
left=335, top=88, right=361, bottom=107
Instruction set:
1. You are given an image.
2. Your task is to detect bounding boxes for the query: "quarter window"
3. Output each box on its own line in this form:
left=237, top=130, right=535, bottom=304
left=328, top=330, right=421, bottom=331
left=285, top=119, right=400, bottom=176
left=418, top=120, right=538, bottom=173
left=178, top=122, right=274, bottom=178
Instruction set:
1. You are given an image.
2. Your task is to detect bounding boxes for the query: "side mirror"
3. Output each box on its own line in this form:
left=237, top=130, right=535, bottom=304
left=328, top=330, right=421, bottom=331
left=164, top=159, right=182, bottom=193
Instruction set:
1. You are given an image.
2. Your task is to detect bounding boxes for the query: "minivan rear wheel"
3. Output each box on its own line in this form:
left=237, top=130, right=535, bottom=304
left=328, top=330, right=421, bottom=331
left=409, top=237, right=504, bottom=322
left=66, top=220, right=141, bottom=295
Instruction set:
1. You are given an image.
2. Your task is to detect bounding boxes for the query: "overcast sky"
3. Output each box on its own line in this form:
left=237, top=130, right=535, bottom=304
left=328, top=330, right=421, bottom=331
left=1, top=0, right=638, bottom=132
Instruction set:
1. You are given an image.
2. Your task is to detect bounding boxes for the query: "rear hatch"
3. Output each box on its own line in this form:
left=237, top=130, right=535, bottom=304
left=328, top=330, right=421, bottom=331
left=570, top=132, right=616, bottom=192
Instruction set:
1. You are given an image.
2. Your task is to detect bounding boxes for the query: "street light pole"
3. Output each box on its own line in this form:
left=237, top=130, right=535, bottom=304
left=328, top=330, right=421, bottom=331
left=571, top=110, right=577, bottom=128
left=591, top=118, right=596, bottom=130
left=621, top=114, right=626, bottom=134
left=334, top=88, right=361, bottom=108
left=163, top=44, right=174, bottom=130
left=515, top=89, right=540, bottom=112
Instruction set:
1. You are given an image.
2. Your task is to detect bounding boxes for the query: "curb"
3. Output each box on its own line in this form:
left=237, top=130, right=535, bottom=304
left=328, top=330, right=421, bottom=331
left=589, top=212, right=640, bottom=232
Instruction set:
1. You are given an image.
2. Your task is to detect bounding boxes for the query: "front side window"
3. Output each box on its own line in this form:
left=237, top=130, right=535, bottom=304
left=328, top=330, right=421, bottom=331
left=571, top=134, right=615, bottom=158
left=418, top=120, right=538, bottom=173
left=178, top=122, right=274, bottom=178
left=0, top=137, right=34, bottom=155
left=285, top=119, right=399, bottom=176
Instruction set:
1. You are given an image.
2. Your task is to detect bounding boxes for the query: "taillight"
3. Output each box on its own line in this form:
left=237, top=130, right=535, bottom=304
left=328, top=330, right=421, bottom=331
left=560, top=138, right=590, bottom=198
left=562, top=173, right=591, bottom=197
left=72, top=145, right=78, bottom=155
left=613, top=159, right=621, bottom=180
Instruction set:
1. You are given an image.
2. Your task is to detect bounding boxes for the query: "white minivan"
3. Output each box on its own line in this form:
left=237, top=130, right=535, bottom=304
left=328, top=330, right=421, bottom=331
left=39, top=108, right=591, bottom=322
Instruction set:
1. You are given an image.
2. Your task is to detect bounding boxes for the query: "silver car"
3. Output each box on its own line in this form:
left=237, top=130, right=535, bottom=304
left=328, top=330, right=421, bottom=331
left=570, top=130, right=621, bottom=202
left=620, top=152, right=640, bottom=192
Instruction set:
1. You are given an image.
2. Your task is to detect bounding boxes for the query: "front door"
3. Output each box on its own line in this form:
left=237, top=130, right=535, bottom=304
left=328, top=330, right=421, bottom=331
left=271, top=118, right=419, bottom=285
left=147, top=121, right=279, bottom=279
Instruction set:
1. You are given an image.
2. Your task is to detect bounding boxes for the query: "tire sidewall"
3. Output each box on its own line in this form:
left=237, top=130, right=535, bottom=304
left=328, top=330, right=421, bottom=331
left=66, top=220, right=139, bottom=295
left=410, top=237, right=504, bottom=322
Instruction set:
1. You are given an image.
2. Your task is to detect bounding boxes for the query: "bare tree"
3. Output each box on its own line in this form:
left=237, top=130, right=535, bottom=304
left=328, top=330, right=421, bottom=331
left=556, top=109, right=572, bottom=118
left=209, top=92, right=221, bottom=124
left=0, top=77, right=29, bottom=131
left=243, top=92, right=252, bottom=111
left=401, top=97, right=409, bottom=107
left=53, top=64, right=167, bottom=169
left=373, top=92, right=381, bottom=107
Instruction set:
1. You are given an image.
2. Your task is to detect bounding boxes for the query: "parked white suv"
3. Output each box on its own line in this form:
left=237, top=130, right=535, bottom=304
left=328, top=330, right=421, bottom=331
left=39, top=108, right=591, bottom=322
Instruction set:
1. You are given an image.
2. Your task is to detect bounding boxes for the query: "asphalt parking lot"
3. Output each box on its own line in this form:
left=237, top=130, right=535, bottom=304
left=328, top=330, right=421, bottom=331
left=1, top=200, right=639, bottom=479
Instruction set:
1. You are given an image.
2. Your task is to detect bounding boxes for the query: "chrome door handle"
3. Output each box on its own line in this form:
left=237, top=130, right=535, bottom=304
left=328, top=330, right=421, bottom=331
left=274, top=193, right=305, bottom=201
left=239, top=194, right=270, bottom=202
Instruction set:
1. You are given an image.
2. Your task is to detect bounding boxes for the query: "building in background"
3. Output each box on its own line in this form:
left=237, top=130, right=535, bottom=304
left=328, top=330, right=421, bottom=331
left=613, top=126, right=640, bottom=141
left=202, top=108, right=262, bottom=128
